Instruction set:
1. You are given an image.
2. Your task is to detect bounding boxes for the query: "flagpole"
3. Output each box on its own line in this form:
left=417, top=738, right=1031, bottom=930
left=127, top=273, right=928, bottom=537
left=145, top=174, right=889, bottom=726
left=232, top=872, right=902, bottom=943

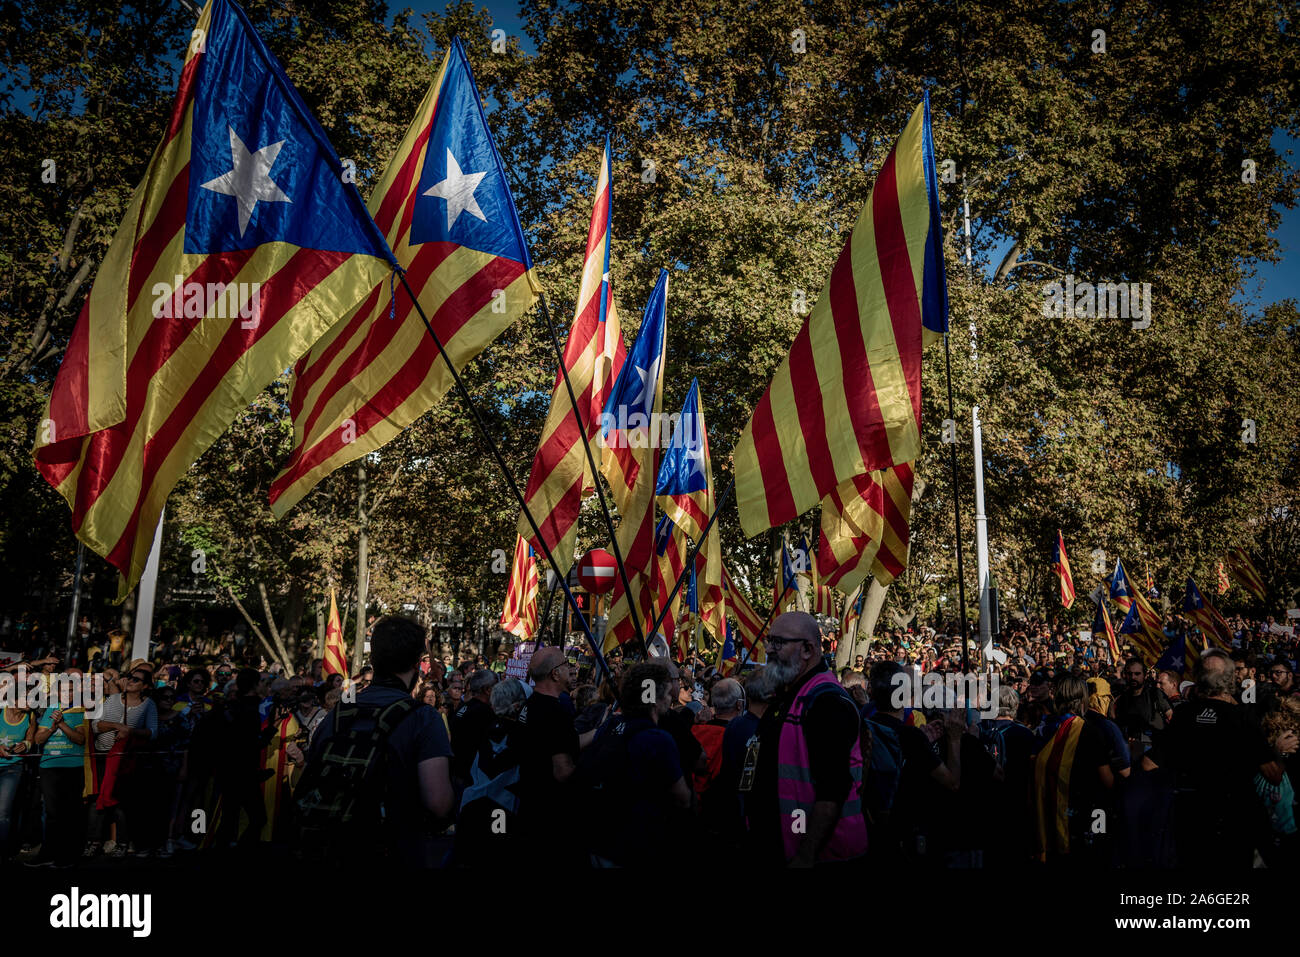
left=735, top=581, right=793, bottom=672
left=397, top=273, right=612, bottom=682
left=943, top=329, right=972, bottom=674
left=534, top=290, right=649, bottom=657
left=648, top=477, right=734, bottom=640
left=130, top=506, right=165, bottom=665
left=535, top=564, right=561, bottom=648
left=63, top=541, right=86, bottom=668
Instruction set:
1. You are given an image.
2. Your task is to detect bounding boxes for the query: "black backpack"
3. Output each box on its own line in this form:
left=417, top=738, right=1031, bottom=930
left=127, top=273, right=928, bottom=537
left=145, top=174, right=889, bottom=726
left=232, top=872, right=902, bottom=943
left=571, top=718, right=656, bottom=863
left=294, top=697, right=418, bottom=861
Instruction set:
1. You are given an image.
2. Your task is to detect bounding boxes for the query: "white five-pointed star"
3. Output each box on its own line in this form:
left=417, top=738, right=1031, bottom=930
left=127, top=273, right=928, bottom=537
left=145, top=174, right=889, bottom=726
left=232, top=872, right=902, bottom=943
left=685, top=436, right=706, bottom=477
left=629, top=355, right=661, bottom=412
left=200, top=126, right=292, bottom=237
left=424, top=149, right=488, bottom=231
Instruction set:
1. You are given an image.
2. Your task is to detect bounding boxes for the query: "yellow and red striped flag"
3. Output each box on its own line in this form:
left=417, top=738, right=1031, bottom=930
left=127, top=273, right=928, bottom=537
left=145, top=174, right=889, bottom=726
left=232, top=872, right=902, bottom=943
left=797, top=534, right=837, bottom=617
left=1183, top=578, right=1231, bottom=650
left=732, top=96, right=947, bottom=538
left=656, top=379, right=724, bottom=640
left=271, top=37, right=541, bottom=517
left=1092, top=595, right=1119, bottom=663
left=601, top=271, right=668, bottom=652
left=1054, top=531, right=1076, bottom=609
left=516, top=138, right=624, bottom=575
left=652, top=516, right=688, bottom=655
left=499, top=534, right=539, bottom=639
left=723, top=564, right=766, bottom=661
left=1226, top=548, right=1266, bottom=601
left=816, top=463, right=915, bottom=595
left=1116, top=562, right=1165, bottom=662
left=34, top=0, right=397, bottom=598
left=1033, top=714, right=1085, bottom=860
left=322, top=587, right=348, bottom=679
left=1216, top=561, right=1229, bottom=596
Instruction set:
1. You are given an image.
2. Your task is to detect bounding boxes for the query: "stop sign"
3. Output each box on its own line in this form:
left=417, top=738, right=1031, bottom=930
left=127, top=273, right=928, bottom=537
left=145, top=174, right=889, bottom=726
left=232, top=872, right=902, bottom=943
left=577, top=549, right=618, bottom=594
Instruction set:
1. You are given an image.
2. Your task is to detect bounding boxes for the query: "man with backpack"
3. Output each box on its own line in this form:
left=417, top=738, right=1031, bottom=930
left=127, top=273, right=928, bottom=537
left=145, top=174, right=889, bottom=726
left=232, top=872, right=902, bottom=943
left=299, top=616, right=453, bottom=867
left=746, top=612, right=868, bottom=868
left=573, top=662, right=691, bottom=866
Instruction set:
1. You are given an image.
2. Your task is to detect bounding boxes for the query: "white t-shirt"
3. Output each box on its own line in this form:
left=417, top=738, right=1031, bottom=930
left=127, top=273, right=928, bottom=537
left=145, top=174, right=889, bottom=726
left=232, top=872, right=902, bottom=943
left=92, top=694, right=158, bottom=752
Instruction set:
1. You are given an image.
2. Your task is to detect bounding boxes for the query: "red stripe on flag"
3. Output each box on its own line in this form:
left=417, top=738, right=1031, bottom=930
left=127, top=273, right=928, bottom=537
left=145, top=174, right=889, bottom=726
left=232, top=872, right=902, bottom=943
left=750, top=393, right=795, bottom=529
left=788, top=321, right=838, bottom=495
left=165, top=52, right=203, bottom=143
left=272, top=254, right=525, bottom=498
left=70, top=248, right=259, bottom=528
left=828, top=237, right=894, bottom=471
left=126, top=166, right=191, bottom=311
left=869, top=150, right=924, bottom=431
left=106, top=248, right=352, bottom=568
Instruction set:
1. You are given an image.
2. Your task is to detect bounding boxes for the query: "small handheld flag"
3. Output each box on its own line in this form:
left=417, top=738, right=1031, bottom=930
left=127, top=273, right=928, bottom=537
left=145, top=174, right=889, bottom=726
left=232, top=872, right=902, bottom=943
left=1054, top=531, right=1076, bottom=609
left=323, top=588, right=349, bottom=679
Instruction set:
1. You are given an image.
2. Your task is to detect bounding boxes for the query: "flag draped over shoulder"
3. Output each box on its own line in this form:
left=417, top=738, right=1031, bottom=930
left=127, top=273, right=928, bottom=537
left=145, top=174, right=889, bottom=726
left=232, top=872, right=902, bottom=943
left=732, top=95, right=947, bottom=538
left=816, top=463, right=914, bottom=595
left=1033, top=715, right=1085, bottom=861
left=516, top=139, right=624, bottom=574
left=601, top=271, right=668, bottom=652
left=1054, top=531, right=1075, bottom=609
left=271, top=37, right=540, bottom=517
left=34, top=0, right=397, bottom=598
left=656, top=379, right=724, bottom=639
left=500, top=534, right=539, bottom=639
left=1226, top=548, right=1266, bottom=601
left=323, top=588, right=348, bottom=678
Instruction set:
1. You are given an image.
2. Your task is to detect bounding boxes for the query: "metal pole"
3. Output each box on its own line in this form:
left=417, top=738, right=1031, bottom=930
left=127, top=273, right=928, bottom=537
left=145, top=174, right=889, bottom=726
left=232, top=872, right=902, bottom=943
left=130, top=506, right=165, bottom=665
left=944, top=331, right=971, bottom=674
left=64, top=542, right=86, bottom=667
left=534, top=291, right=648, bottom=654
left=974, top=405, right=992, bottom=659
left=397, top=273, right=612, bottom=682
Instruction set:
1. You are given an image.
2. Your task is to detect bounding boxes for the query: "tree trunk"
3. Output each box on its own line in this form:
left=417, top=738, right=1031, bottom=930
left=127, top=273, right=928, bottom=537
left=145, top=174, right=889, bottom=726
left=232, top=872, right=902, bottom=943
left=834, top=582, right=864, bottom=671
left=257, top=583, right=294, bottom=670
left=224, top=584, right=288, bottom=670
left=279, top=582, right=305, bottom=659
left=852, top=579, right=890, bottom=660
left=352, top=460, right=370, bottom=674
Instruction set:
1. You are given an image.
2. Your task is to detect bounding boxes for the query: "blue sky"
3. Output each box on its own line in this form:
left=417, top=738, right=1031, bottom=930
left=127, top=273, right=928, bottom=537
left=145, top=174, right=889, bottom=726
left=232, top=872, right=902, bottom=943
left=396, top=1, right=1296, bottom=307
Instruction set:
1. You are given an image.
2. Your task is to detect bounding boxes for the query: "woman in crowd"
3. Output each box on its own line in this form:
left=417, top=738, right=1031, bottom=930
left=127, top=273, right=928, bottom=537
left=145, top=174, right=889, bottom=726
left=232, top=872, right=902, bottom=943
left=30, top=676, right=87, bottom=868
left=85, top=660, right=158, bottom=858
left=0, top=676, right=35, bottom=858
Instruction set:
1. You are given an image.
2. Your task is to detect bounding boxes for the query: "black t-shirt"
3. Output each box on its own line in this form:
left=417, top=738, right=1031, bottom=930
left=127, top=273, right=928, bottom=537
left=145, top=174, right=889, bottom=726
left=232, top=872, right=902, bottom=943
left=516, top=690, right=579, bottom=825
left=450, top=697, right=495, bottom=781
left=1114, top=685, right=1172, bottom=739
left=876, top=711, right=941, bottom=835
left=748, top=663, right=861, bottom=863
left=1147, top=697, right=1273, bottom=820
left=659, top=707, right=703, bottom=782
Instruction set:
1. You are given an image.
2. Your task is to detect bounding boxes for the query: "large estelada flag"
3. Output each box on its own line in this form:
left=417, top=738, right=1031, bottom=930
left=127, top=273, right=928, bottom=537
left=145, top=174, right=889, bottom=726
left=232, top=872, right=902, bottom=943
left=1054, top=530, right=1076, bottom=609
left=1226, top=547, right=1266, bottom=601
left=656, top=379, right=724, bottom=639
left=322, top=587, right=349, bottom=678
left=500, top=534, right=539, bottom=639
left=732, top=95, right=947, bottom=538
left=34, top=0, right=397, bottom=598
left=271, top=37, right=540, bottom=517
left=1116, top=563, right=1164, bottom=662
left=817, top=462, right=914, bottom=594
left=601, top=270, right=668, bottom=652
left=516, top=138, right=624, bottom=574
left=1183, top=578, right=1231, bottom=650
left=1108, top=558, right=1134, bottom=615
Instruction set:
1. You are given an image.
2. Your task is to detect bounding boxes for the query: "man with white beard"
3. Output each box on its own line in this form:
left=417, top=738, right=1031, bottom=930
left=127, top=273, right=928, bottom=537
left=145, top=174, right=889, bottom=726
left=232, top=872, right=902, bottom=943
left=744, top=612, right=868, bottom=867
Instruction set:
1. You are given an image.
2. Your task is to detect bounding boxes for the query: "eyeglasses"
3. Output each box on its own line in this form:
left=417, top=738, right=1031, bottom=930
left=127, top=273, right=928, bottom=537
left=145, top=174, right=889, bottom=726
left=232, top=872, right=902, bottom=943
left=125, top=674, right=146, bottom=683
left=764, top=637, right=810, bottom=651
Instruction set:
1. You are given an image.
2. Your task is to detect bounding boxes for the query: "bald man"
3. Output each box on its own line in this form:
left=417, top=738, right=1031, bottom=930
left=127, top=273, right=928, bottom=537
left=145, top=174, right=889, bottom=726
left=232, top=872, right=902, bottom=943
left=747, top=612, right=868, bottom=867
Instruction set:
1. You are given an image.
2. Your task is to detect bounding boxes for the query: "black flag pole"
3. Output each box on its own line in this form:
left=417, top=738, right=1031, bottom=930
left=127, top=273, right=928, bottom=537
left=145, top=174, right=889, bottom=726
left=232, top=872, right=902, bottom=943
left=534, top=290, right=649, bottom=658
left=397, top=273, right=612, bottom=682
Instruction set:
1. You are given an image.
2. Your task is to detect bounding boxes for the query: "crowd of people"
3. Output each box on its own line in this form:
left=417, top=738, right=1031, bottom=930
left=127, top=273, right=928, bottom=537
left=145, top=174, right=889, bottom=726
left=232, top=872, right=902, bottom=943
left=0, top=605, right=1298, bottom=870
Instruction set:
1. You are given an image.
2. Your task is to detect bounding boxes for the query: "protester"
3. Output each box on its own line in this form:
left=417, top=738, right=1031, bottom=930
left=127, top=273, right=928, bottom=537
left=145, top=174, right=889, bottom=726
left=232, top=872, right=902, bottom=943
left=515, top=646, right=579, bottom=860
